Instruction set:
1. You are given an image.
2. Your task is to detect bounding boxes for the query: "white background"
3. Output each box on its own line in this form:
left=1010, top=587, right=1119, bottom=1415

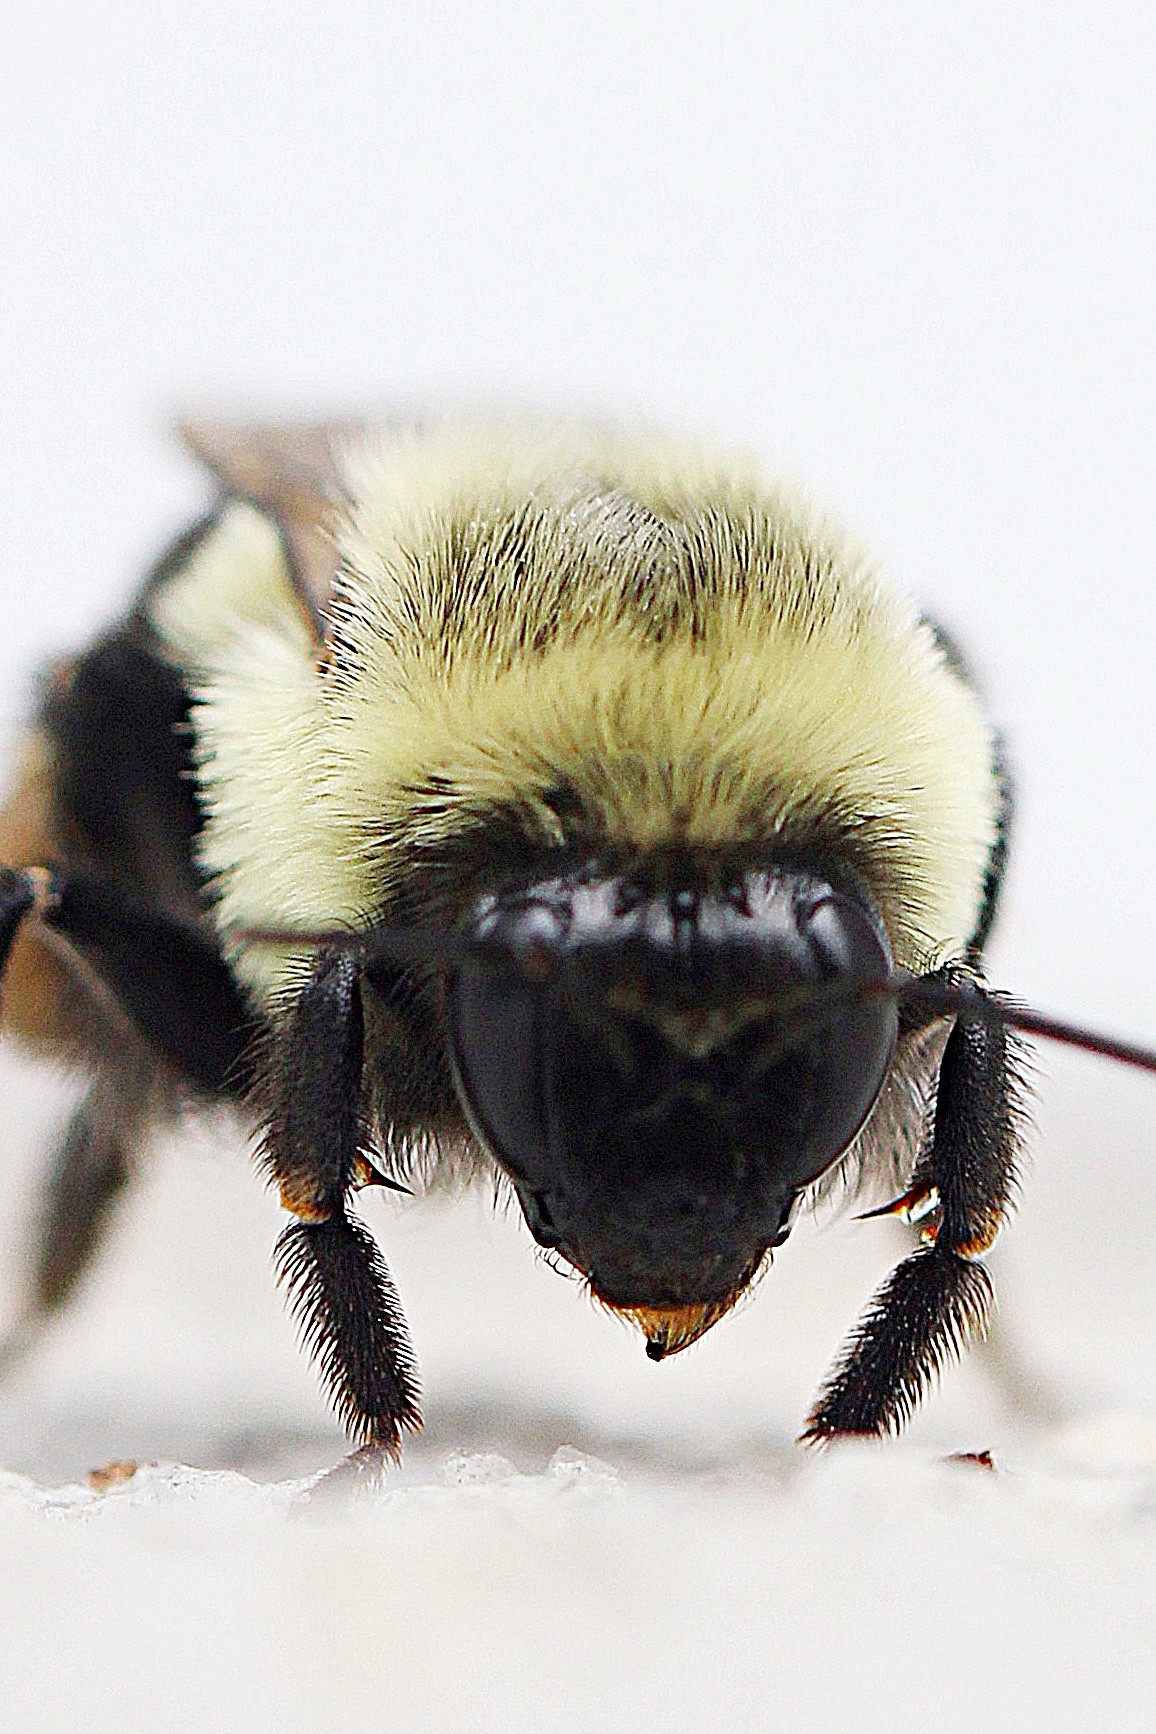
left=2, top=6, right=1155, bottom=1731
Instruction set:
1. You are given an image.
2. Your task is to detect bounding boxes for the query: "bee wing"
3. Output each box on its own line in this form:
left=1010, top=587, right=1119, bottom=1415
left=178, top=418, right=371, bottom=636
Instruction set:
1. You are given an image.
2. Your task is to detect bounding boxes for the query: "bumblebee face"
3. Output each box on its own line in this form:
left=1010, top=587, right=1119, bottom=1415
left=446, top=861, right=898, bottom=1356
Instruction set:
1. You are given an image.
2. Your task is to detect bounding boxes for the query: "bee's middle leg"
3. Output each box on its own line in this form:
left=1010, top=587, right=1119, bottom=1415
left=0, top=1081, right=145, bottom=1376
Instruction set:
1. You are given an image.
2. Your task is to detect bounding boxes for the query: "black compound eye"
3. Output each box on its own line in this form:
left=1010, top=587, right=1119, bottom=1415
left=803, top=890, right=886, bottom=980
left=445, top=900, right=562, bottom=1180
left=731, top=880, right=897, bottom=1190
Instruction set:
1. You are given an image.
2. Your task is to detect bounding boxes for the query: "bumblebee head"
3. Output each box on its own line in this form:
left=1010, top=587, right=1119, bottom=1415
left=445, top=861, right=898, bottom=1358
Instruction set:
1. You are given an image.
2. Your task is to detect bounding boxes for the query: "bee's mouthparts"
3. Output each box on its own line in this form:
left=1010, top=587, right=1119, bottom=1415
left=602, top=1294, right=744, bottom=1361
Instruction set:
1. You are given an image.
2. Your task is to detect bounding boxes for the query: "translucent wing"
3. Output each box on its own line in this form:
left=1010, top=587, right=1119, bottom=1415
left=178, top=419, right=370, bottom=636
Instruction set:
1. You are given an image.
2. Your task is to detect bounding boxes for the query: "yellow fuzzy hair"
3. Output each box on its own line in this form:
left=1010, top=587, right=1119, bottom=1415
left=148, top=421, right=999, bottom=1002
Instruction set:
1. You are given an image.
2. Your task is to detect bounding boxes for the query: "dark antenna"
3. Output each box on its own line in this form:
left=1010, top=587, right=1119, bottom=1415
left=236, top=924, right=1156, bottom=1078
left=893, top=975, right=1156, bottom=1075
left=237, top=923, right=473, bottom=968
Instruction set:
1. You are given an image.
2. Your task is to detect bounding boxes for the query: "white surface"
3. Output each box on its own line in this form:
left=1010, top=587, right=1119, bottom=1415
left=2, top=1439, right=1154, bottom=1734
left=0, top=1046, right=1153, bottom=1733
left=2, top=4, right=1156, bottom=1729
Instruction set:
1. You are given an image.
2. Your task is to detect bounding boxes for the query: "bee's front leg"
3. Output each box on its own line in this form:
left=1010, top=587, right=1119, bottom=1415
left=260, top=947, right=421, bottom=1461
left=802, top=977, right=1028, bottom=1442
left=0, top=866, right=251, bottom=1093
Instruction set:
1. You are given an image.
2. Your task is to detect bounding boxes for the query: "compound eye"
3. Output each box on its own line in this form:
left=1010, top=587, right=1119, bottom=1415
left=803, top=889, right=890, bottom=982
left=753, top=884, right=896, bottom=1187
left=444, top=902, right=561, bottom=1180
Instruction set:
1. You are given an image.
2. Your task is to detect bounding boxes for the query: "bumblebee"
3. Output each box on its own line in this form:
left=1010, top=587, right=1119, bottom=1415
left=0, top=419, right=1146, bottom=1460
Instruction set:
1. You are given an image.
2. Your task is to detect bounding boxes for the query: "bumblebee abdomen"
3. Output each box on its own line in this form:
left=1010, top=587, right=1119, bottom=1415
left=40, top=623, right=205, bottom=921
left=0, top=515, right=240, bottom=1076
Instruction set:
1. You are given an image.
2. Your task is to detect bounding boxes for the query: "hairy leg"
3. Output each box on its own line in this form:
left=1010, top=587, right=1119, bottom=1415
left=803, top=978, right=1028, bottom=1441
left=32, top=1087, right=134, bottom=1315
left=0, top=1081, right=146, bottom=1375
left=258, top=947, right=421, bottom=1455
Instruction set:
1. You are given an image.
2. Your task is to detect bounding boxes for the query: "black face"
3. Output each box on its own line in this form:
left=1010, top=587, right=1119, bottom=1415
left=445, top=862, right=897, bottom=1346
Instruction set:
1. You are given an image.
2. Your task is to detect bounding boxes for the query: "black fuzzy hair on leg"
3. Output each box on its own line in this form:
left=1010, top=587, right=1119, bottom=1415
left=800, top=1247, right=993, bottom=1442
left=275, top=1212, right=421, bottom=1453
